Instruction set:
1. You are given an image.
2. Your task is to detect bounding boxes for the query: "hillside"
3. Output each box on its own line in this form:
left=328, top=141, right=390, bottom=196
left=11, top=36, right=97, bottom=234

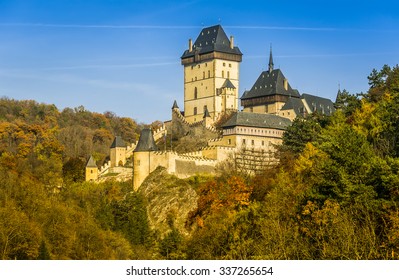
left=1, top=65, right=399, bottom=260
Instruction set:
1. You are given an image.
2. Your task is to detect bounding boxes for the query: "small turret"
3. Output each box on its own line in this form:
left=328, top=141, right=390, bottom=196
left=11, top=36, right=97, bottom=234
left=85, top=155, right=98, bottom=181
left=172, top=100, right=179, bottom=110
left=110, top=136, right=126, bottom=167
left=203, top=107, right=213, bottom=127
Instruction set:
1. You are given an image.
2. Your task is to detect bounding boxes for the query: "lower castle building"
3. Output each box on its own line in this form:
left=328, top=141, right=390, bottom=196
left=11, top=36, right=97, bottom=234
left=85, top=24, right=335, bottom=189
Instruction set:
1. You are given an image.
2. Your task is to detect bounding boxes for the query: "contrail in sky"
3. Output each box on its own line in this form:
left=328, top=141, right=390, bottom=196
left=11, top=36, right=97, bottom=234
left=0, top=23, right=338, bottom=31
left=1, top=23, right=394, bottom=32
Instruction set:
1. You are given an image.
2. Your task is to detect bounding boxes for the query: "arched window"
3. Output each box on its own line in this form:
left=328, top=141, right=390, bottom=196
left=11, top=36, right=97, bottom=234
left=222, top=70, right=225, bottom=78
left=194, top=87, right=198, bottom=99
left=194, top=107, right=197, bottom=115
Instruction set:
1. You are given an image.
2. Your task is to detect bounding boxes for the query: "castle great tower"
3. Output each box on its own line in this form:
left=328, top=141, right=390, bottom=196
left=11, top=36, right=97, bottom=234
left=181, top=25, right=242, bottom=123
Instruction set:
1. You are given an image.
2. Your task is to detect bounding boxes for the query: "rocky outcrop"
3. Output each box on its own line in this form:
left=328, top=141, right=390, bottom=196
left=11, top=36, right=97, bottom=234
left=138, top=167, right=198, bottom=237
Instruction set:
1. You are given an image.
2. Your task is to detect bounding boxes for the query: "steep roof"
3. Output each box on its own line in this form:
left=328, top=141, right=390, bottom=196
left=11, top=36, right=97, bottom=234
left=281, top=97, right=307, bottom=116
left=203, top=107, right=211, bottom=118
left=172, top=100, right=179, bottom=109
left=221, top=79, right=236, bottom=89
left=241, top=69, right=300, bottom=100
left=301, top=93, right=335, bottom=116
left=222, top=111, right=291, bottom=130
left=110, top=136, right=126, bottom=148
left=181, top=25, right=242, bottom=59
left=86, top=155, right=97, bottom=168
left=134, top=128, right=159, bottom=152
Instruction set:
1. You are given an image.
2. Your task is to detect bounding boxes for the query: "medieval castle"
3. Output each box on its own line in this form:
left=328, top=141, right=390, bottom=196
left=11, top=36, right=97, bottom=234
left=85, top=25, right=335, bottom=190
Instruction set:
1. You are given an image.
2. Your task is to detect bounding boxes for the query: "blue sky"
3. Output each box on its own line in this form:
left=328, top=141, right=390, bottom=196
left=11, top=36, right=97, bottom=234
left=1, top=0, right=399, bottom=123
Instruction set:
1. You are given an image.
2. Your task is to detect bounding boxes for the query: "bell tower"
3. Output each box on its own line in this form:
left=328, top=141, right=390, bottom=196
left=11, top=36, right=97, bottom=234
left=181, top=25, right=242, bottom=123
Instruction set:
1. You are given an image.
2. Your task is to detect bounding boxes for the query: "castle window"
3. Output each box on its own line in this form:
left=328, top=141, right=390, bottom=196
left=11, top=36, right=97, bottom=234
left=242, top=139, right=246, bottom=145
left=194, top=87, right=198, bottom=99
left=223, top=62, right=226, bottom=66
left=208, top=70, right=210, bottom=78
left=194, top=107, right=197, bottom=115
left=251, top=140, right=255, bottom=145
left=198, top=65, right=200, bottom=69
left=203, top=71, right=205, bottom=79
left=262, top=141, right=265, bottom=146
left=265, top=105, right=268, bottom=113
left=228, top=139, right=231, bottom=145
left=229, top=63, right=232, bottom=67
left=205, top=63, right=208, bottom=67
left=227, top=71, right=230, bottom=78
left=222, top=70, right=225, bottom=78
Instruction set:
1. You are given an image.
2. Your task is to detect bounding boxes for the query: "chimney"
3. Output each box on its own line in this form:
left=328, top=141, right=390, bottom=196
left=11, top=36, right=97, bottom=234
left=284, top=79, right=288, bottom=91
left=230, top=36, right=234, bottom=49
left=189, top=39, right=193, bottom=52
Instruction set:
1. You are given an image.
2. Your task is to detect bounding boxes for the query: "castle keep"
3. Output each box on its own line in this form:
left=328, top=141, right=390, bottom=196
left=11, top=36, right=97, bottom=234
left=85, top=25, right=335, bottom=189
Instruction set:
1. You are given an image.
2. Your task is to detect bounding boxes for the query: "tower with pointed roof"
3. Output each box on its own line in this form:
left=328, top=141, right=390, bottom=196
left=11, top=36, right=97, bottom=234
left=133, top=128, right=159, bottom=190
left=110, top=136, right=126, bottom=167
left=241, top=48, right=301, bottom=114
left=85, top=155, right=98, bottom=181
left=181, top=25, right=242, bottom=123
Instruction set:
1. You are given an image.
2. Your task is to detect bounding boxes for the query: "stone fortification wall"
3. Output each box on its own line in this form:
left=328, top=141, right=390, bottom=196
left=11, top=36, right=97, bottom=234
left=133, top=149, right=219, bottom=189
left=171, top=108, right=219, bottom=139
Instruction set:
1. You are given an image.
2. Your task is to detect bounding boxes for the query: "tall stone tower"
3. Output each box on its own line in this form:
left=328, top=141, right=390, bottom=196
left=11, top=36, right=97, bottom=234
left=133, top=128, right=159, bottom=190
left=181, top=25, right=242, bottom=123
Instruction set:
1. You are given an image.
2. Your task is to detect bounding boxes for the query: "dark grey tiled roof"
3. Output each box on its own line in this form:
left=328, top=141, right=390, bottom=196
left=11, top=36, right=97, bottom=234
left=86, top=155, right=97, bottom=168
left=181, top=25, right=242, bottom=59
left=221, top=79, right=236, bottom=89
left=134, top=128, right=159, bottom=152
left=110, top=136, right=126, bottom=148
left=281, top=97, right=306, bottom=116
left=222, top=111, right=291, bottom=130
left=241, top=69, right=300, bottom=100
left=203, top=107, right=211, bottom=118
left=301, top=93, right=335, bottom=116
left=172, top=100, right=179, bottom=109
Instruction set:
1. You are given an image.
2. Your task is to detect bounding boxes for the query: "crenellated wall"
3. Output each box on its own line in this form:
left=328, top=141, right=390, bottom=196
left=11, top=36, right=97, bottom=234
left=133, top=150, right=219, bottom=190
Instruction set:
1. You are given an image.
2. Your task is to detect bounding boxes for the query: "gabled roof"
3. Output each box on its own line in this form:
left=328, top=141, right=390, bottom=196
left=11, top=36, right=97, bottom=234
left=86, top=155, right=97, bottom=168
left=240, top=69, right=300, bottom=100
left=281, top=97, right=307, bottom=116
left=110, top=136, right=126, bottom=148
left=222, top=111, right=291, bottom=130
left=181, top=25, right=242, bottom=59
left=301, top=93, right=335, bottom=116
left=221, top=79, right=236, bottom=89
left=134, top=128, right=159, bottom=152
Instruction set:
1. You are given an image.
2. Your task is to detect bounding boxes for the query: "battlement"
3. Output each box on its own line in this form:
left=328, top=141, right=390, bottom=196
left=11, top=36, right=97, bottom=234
left=172, top=108, right=218, bottom=134
left=153, top=124, right=167, bottom=142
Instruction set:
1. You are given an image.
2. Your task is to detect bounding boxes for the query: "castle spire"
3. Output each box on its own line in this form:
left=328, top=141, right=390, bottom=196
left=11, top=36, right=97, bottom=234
left=268, top=44, right=274, bottom=73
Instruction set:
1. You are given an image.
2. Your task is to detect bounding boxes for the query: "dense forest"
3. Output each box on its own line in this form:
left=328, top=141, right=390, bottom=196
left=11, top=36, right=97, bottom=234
left=1, top=65, right=399, bottom=259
